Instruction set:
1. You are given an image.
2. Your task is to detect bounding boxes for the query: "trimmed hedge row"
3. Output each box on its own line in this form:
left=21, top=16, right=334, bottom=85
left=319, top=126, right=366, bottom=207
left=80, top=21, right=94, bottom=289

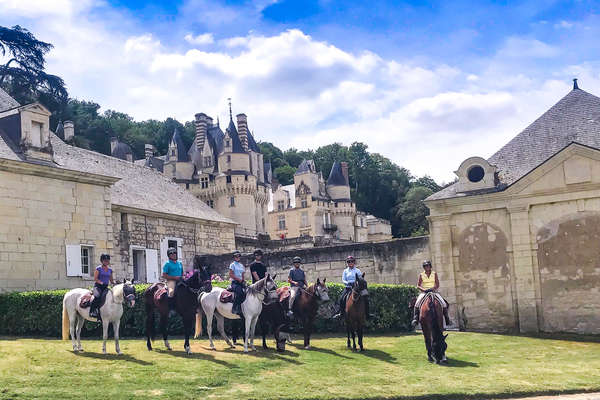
left=0, top=281, right=417, bottom=338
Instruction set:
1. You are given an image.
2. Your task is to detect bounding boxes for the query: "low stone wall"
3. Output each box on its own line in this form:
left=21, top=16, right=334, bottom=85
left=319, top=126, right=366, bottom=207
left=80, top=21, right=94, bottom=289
left=208, top=236, right=430, bottom=285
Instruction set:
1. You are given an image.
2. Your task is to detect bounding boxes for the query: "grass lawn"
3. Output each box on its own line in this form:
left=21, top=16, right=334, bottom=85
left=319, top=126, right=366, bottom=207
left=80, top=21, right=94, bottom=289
left=1, top=332, right=599, bottom=400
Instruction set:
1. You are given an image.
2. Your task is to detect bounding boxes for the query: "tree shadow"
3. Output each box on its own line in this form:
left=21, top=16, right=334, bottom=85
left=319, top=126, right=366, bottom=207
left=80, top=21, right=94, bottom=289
left=73, top=351, right=153, bottom=366
left=154, top=348, right=236, bottom=368
left=442, top=357, right=479, bottom=368
left=221, top=346, right=301, bottom=364
left=288, top=343, right=352, bottom=359
left=357, top=348, right=397, bottom=364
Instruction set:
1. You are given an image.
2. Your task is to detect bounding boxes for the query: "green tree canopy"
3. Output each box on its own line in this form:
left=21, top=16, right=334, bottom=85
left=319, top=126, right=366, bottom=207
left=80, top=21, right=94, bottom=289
left=274, top=165, right=296, bottom=185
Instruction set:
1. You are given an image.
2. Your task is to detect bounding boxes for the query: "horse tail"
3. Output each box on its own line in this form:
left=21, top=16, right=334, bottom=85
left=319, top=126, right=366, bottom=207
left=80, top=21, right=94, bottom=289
left=61, top=295, right=70, bottom=341
left=194, top=293, right=204, bottom=339
left=145, top=286, right=156, bottom=342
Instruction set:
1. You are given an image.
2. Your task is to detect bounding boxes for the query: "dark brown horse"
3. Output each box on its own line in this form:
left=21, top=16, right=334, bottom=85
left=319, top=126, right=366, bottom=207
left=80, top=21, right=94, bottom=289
left=290, top=278, right=330, bottom=349
left=345, top=272, right=368, bottom=351
left=144, top=267, right=212, bottom=354
left=419, top=292, right=448, bottom=363
left=259, top=286, right=291, bottom=352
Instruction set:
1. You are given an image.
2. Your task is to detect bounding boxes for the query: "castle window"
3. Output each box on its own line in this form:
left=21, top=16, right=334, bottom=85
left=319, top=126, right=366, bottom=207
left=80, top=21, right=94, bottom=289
left=226, top=140, right=230, bottom=147
left=186, top=183, right=190, bottom=189
left=301, top=197, right=308, bottom=208
left=207, top=199, right=214, bottom=208
left=204, top=156, right=212, bottom=167
left=31, top=121, right=43, bottom=147
left=229, top=196, right=235, bottom=207
left=120, top=213, right=127, bottom=231
left=201, top=177, right=209, bottom=189
left=277, top=200, right=285, bottom=211
left=278, top=215, right=286, bottom=230
left=301, top=211, right=309, bottom=227
left=244, top=175, right=248, bottom=181
left=226, top=175, right=232, bottom=183
left=80, top=245, right=94, bottom=276
left=467, top=165, right=485, bottom=183
left=334, top=202, right=338, bottom=208
left=171, top=149, right=175, bottom=156
left=262, top=218, right=265, bottom=230
left=227, top=155, right=231, bottom=163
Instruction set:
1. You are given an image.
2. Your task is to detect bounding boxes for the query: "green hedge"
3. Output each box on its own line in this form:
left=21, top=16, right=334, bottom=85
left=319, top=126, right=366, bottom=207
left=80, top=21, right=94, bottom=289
left=0, top=282, right=417, bottom=338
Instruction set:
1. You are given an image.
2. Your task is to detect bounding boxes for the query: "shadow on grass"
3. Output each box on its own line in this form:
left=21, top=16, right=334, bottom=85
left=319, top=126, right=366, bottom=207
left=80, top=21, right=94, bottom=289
left=73, top=351, right=152, bottom=366
left=288, top=342, right=353, bottom=359
left=357, top=348, right=397, bottom=363
left=222, top=346, right=301, bottom=364
left=154, top=348, right=236, bottom=368
left=277, top=388, right=600, bottom=400
left=441, top=357, right=479, bottom=368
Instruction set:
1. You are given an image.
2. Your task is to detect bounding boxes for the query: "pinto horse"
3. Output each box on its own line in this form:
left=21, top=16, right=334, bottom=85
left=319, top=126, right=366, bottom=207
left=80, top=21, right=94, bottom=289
left=290, top=278, right=330, bottom=349
left=345, top=272, right=368, bottom=351
left=419, top=292, right=448, bottom=364
left=144, top=268, right=212, bottom=354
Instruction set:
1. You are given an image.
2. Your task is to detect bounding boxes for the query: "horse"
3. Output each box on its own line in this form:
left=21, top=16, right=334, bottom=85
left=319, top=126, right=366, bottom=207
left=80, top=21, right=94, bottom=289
left=419, top=291, right=448, bottom=364
left=195, top=274, right=278, bottom=353
left=344, top=272, right=368, bottom=351
left=61, top=281, right=136, bottom=354
left=289, top=278, right=330, bottom=349
left=144, top=268, right=212, bottom=354
left=259, top=288, right=291, bottom=352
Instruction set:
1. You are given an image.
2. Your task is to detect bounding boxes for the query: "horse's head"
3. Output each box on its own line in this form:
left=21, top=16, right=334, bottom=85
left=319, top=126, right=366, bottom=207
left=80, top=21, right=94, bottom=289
left=186, top=268, right=213, bottom=293
left=315, top=278, right=330, bottom=302
left=432, top=333, right=448, bottom=363
left=122, top=280, right=136, bottom=308
left=274, top=323, right=288, bottom=352
left=263, top=273, right=279, bottom=303
left=352, top=272, right=368, bottom=298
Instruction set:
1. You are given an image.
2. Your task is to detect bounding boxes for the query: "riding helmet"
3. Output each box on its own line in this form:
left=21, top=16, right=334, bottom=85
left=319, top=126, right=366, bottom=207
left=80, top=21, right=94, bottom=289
left=167, top=247, right=177, bottom=256
left=254, top=249, right=263, bottom=256
left=100, top=253, right=110, bottom=261
left=292, top=256, right=302, bottom=263
left=346, top=255, right=356, bottom=263
left=233, top=250, right=242, bottom=257
left=422, top=260, right=432, bottom=267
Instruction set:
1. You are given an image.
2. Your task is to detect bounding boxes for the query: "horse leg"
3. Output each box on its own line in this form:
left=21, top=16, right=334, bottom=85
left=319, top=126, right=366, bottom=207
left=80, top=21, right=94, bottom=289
left=243, top=315, right=252, bottom=353
left=102, top=319, right=109, bottom=354
left=205, top=308, right=216, bottom=350
left=358, top=326, right=364, bottom=352
left=261, top=316, right=268, bottom=349
left=69, top=312, right=78, bottom=352
left=183, top=314, right=192, bottom=355
left=76, top=315, right=85, bottom=352
left=217, top=314, right=234, bottom=348
left=160, top=314, right=171, bottom=350
left=424, top=333, right=433, bottom=362
left=346, top=325, right=351, bottom=348
left=249, top=316, right=258, bottom=351
left=351, top=330, right=357, bottom=351
left=303, top=320, right=312, bottom=349
left=146, top=305, right=155, bottom=351
left=113, top=319, right=122, bottom=355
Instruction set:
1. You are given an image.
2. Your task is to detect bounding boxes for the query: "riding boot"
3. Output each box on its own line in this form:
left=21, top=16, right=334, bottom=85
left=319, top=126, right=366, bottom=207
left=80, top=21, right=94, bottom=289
left=411, top=306, right=420, bottom=327
left=443, top=307, right=451, bottom=326
left=89, top=307, right=98, bottom=319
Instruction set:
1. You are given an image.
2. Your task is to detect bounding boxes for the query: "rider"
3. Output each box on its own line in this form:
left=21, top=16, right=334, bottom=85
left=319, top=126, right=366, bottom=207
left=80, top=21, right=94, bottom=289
left=89, top=254, right=114, bottom=320
left=249, top=249, right=267, bottom=283
left=162, top=247, right=183, bottom=310
left=333, top=255, right=365, bottom=320
left=411, top=260, right=451, bottom=327
left=229, top=251, right=246, bottom=316
left=287, top=256, right=307, bottom=318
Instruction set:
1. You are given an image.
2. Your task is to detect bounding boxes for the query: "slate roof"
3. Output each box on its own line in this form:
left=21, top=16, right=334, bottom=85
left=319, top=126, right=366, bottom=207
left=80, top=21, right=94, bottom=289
left=225, top=119, right=246, bottom=154
left=264, top=162, right=272, bottom=184
left=0, top=87, right=19, bottom=112
left=295, top=159, right=316, bottom=175
left=166, top=128, right=190, bottom=162
left=55, top=121, right=65, bottom=140
left=327, top=161, right=348, bottom=186
left=111, top=141, right=133, bottom=160
left=428, top=87, right=600, bottom=201
left=145, top=156, right=164, bottom=172
left=246, top=129, right=261, bottom=152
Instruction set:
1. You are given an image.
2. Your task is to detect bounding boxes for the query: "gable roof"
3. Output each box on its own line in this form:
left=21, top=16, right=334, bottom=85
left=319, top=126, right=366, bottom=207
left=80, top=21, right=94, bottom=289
left=225, top=119, right=246, bottom=154
left=166, top=128, right=190, bottom=162
left=0, top=87, right=19, bottom=112
left=428, top=87, right=600, bottom=201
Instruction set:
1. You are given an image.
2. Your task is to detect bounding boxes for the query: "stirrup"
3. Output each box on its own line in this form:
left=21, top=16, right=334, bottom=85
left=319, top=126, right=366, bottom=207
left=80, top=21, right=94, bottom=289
left=411, top=319, right=418, bottom=327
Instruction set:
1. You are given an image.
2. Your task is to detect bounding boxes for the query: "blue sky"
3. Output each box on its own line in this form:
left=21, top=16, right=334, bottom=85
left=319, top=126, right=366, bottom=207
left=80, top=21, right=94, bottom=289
left=1, top=0, right=600, bottom=182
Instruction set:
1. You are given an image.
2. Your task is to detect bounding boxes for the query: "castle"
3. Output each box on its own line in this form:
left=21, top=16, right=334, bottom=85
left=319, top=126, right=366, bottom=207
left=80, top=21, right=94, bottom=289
left=141, top=110, right=271, bottom=238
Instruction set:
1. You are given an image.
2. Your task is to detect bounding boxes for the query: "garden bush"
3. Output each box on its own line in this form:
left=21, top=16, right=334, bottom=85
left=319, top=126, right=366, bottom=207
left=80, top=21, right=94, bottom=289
left=0, top=281, right=417, bottom=338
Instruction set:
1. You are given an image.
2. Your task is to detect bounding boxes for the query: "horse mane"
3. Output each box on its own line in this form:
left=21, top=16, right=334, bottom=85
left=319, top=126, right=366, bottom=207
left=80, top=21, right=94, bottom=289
left=428, top=293, right=443, bottom=341
left=248, top=276, right=267, bottom=294
left=112, top=283, right=124, bottom=302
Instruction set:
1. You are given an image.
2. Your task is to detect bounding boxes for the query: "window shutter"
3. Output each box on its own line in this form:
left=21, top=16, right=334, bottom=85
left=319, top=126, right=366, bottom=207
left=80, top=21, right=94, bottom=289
left=145, top=249, right=159, bottom=283
left=160, top=238, right=168, bottom=268
left=66, top=245, right=82, bottom=277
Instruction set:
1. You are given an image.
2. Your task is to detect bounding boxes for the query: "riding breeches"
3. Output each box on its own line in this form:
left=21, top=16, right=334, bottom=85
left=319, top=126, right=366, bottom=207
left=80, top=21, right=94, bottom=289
left=289, top=286, right=301, bottom=310
left=415, top=292, right=448, bottom=308
left=166, top=280, right=177, bottom=298
left=231, top=281, right=245, bottom=307
left=339, top=286, right=352, bottom=310
left=91, top=283, right=107, bottom=309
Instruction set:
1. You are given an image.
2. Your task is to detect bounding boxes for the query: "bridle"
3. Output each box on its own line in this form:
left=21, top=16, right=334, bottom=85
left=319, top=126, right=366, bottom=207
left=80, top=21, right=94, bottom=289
left=351, top=280, right=368, bottom=301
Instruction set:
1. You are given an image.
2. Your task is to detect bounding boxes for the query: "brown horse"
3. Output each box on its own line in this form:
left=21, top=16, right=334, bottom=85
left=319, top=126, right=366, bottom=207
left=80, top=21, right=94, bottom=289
left=290, top=278, right=330, bottom=349
left=144, top=267, right=212, bottom=354
left=345, top=272, right=368, bottom=351
left=419, top=292, right=448, bottom=363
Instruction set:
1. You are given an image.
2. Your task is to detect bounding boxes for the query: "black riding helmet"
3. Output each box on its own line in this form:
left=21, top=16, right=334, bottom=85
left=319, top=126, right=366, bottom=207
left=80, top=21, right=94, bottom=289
left=100, top=254, right=110, bottom=261
left=233, top=250, right=242, bottom=258
left=293, top=256, right=302, bottom=263
left=254, top=249, right=263, bottom=256
left=167, top=247, right=177, bottom=256
left=422, top=260, right=432, bottom=268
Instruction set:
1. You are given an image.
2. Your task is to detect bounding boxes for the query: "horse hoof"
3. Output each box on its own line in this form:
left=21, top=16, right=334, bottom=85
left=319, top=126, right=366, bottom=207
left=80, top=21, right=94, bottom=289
left=304, top=346, right=310, bottom=350
left=244, top=349, right=249, bottom=353
left=428, top=357, right=434, bottom=362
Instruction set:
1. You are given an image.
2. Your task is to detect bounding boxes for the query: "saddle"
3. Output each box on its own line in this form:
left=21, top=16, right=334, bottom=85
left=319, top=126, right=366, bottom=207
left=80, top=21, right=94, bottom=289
left=153, top=285, right=168, bottom=304
left=220, top=291, right=234, bottom=303
left=79, top=289, right=108, bottom=309
left=276, top=286, right=290, bottom=303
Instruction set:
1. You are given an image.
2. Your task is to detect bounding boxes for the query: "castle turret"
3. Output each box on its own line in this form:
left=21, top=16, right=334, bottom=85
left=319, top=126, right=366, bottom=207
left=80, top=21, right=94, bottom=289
left=194, top=113, right=207, bottom=151
left=236, top=113, right=249, bottom=152
left=326, top=161, right=351, bottom=200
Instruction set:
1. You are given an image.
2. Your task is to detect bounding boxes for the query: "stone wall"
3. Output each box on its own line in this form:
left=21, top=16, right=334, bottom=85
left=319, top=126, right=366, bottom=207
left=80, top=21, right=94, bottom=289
left=206, top=237, right=430, bottom=286
left=0, top=169, right=113, bottom=292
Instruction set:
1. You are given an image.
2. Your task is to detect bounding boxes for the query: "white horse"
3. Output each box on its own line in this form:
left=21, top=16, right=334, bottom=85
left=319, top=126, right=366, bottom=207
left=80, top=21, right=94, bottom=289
left=195, top=274, right=278, bottom=352
left=62, top=281, right=136, bottom=354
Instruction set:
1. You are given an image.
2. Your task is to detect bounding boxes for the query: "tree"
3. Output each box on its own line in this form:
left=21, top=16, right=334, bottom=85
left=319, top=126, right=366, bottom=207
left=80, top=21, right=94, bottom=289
left=414, top=176, right=442, bottom=193
left=0, top=25, right=67, bottom=113
left=274, top=165, right=296, bottom=186
left=283, top=148, right=304, bottom=168
left=394, top=186, right=434, bottom=237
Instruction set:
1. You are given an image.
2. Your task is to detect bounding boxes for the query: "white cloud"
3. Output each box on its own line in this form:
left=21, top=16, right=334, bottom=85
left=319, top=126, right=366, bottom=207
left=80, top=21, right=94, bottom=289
left=184, top=33, right=214, bottom=45
left=555, top=20, right=573, bottom=29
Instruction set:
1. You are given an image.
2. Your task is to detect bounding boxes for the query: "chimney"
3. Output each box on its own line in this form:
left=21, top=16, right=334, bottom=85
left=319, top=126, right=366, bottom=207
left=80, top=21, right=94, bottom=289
left=340, top=162, right=349, bottom=184
left=194, top=113, right=207, bottom=150
left=144, top=144, right=155, bottom=159
left=236, top=113, right=249, bottom=151
left=126, top=153, right=133, bottom=162
left=110, top=137, right=118, bottom=154
left=64, top=121, right=74, bottom=141
left=206, top=116, right=213, bottom=127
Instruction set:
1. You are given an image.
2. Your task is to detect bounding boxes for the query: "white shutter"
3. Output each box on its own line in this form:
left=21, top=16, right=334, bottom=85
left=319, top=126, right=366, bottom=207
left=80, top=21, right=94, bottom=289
left=160, top=238, right=168, bottom=268
left=145, top=249, right=159, bottom=283
left=177, top=239, right=183, bottom=262
left=66, top=245, right=82, bottom=277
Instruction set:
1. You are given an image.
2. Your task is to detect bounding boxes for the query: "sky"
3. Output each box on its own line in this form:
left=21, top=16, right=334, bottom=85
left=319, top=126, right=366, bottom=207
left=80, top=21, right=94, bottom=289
left=2, top=0, right=600, bottom=183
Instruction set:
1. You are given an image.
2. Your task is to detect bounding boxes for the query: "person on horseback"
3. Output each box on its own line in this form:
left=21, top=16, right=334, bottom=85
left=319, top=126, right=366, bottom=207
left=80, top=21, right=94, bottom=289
left=89, top=254, right=114, bottom=320
left=162, top=247, right=183, bottom=310
left=229, top=251, right=246, bottom=316
left=287, top=256, right=307, bottom=318
left=249, top=249, right=268, bottom=283
left=333, top=255, right=371, bottom=320
left=411, top=260, right=451, bottom=327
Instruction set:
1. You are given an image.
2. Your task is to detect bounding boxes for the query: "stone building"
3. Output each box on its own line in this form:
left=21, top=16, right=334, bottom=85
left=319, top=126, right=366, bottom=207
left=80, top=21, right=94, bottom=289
left=142, top=110, right=271, bottom=238
left=268, top=159, right=392, bottom=242
left=425, top=80, right=600, bottom=335
left=0, top=88, right=236, bottom=293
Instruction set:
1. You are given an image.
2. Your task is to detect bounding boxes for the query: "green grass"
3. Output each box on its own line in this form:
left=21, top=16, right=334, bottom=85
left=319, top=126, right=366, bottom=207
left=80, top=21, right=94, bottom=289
left=1, top=332, right=599, bottom=400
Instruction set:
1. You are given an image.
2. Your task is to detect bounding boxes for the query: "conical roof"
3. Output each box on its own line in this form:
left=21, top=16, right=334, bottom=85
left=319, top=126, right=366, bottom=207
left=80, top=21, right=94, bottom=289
left=225, top=118, right=246, bottom=154
left=167, top=128, right=190, bottom=161
left=327, top=161, right=348, bottom=186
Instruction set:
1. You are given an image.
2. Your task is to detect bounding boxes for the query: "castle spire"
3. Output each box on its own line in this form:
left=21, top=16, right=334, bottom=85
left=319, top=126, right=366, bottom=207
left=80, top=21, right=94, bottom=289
left=228, top=97, right=232, bottom=121
left=573, top=78, right=579, bottom=90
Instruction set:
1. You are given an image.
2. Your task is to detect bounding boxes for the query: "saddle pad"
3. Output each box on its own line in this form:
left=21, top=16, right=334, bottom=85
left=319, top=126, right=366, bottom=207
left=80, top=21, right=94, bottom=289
left=220, top=291, right=234, bottom=303
left=154, top=286, right=167, bottom=304
left=277, top=286, right=290, bottom=303
left=79, top=293, right=93, bottom=308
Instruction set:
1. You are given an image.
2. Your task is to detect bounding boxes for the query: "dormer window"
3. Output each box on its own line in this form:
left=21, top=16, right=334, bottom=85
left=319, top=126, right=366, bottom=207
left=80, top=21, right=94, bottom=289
left=226, top=140, right=230, bottom=147
left=31, top=121, right=43, bottom=147
left=455, top=157, right=497, bottom=193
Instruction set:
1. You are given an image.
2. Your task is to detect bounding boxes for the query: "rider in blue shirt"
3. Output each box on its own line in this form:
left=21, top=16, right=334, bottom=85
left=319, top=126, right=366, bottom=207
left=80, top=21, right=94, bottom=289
left=229, top=251, right=246, bottom=316
left=162, top=247, right=183, bottom=309
left=333, top=255, right=370, bottom=320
